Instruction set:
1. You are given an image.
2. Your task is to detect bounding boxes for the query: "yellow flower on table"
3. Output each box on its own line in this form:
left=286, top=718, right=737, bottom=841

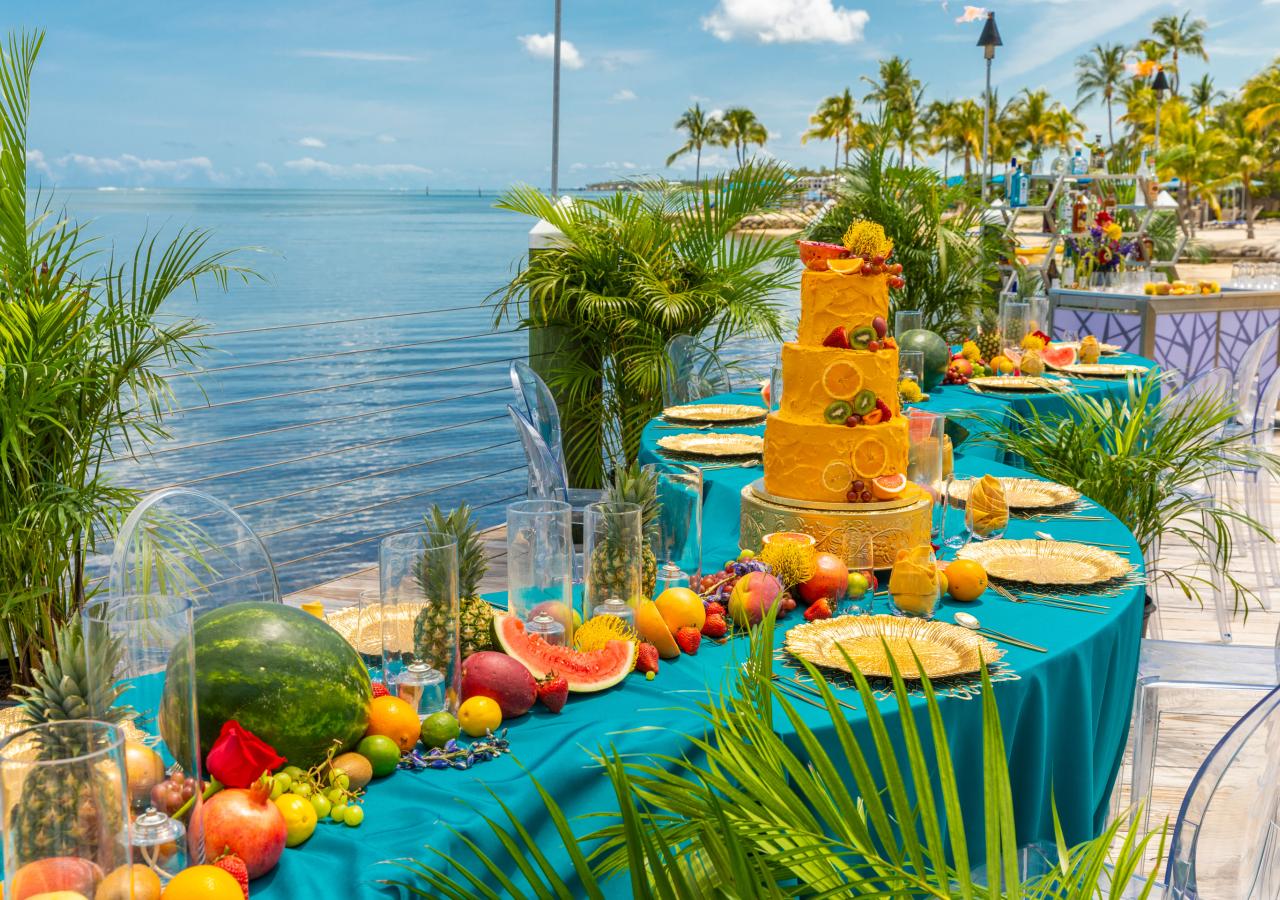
left=1104, top=222, right=1123, bottom=241
left=967, top=474, right=1009, bottom=537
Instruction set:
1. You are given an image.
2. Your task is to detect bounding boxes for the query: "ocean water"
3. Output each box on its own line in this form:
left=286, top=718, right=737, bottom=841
left=61, top=189, right=786, bottom=593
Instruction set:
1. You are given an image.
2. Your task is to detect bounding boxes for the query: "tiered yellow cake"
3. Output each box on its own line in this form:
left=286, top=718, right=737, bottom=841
left=763, top=269, right=910, bottom=504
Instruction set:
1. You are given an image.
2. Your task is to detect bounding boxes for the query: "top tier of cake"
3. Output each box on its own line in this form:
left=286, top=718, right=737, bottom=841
left=796, top=270, right=890, bottom=346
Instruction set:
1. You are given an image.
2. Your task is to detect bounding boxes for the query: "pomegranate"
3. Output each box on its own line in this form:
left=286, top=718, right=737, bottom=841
left=797, top=553, right=850, bottom=604
left=198, top=779, right=286, bottom=879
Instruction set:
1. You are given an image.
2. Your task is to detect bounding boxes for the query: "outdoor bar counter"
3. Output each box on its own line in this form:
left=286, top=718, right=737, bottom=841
left=1050, top=287, right=1280, bottom=379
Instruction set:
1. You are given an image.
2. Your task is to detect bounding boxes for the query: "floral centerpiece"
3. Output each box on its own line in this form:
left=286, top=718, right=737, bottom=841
left=1064, top=209, right=1137, bottom=281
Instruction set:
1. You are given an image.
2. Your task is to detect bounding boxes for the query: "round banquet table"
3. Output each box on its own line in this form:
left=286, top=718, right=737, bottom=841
left=250, top=364, right=1152, bottom=898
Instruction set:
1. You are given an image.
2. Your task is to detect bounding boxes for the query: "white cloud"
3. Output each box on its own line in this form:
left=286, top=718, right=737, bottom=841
left=1000, top=0, right=1165, bottom=80
left=569, top=162, right=589, bottom=171
left=518, top=33, right=584, bottom=69
left=611, top=88, right=637, bottom=102
left=56, top=152, right=222, bottom=182
left=26, top=149, right=53, bottom=179
left=375, top=133, right=397, bottom=144
left=255, top=162, right=277, bottom=177
left=297, top=136, right=326, bottom=148
left=294, top=49, right=421, bottom=62
left=702, top=0, right=870, bottom=44
left=708, top=108, right=725, bottom=121
left=667, top=151, right=733, bottom=171
left=283, top=157, right=432, bottom=178
left=599, top=49, right=650, bottom=70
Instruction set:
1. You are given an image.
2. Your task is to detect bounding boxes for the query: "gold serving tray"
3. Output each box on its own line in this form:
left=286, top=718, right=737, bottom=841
left=1057, top=363, right=1150, bottom=378
left=662, top=403, right=766, bottom=424
left=657, top=433, right=764, bottom=458
left=326, top=604, right=385, bottom=656
left=785, top=614, right=1002, bottom=680
left=969, top=376, right=1071, bottom=393
left=749, top=479, right=926, bottom=513
left=948, top=477, right=1081, bottom=511
left=957, top=538, right=1133, bottom=585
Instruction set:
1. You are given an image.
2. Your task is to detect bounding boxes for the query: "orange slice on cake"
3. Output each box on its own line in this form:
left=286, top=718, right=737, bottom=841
left=822, top=361, right=864, bottom=400
left=870, top=472, right=907, bottom=501
left=826, top=257, right=864, bottom=275
left=852, top=436, right=890, bottom=480
left=821, top=460, right=854, bottom=495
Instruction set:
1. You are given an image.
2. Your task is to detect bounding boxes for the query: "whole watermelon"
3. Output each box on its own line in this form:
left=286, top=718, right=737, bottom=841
left=160, top=602, right=372, bottom=768
left=898, top=328, right=951, bottom=390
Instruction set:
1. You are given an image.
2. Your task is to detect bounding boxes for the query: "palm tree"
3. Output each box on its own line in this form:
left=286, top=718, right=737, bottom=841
left=801, top=89, right=856, bottom=169
left=665, top=103, right=721, bottom=183
left=1117, top=78, right=1157, bottom=141
left=1157, top=103, right=1225, bottom=237
left=1216, top=104, right=1275, bottom=239
left=1187, top=74, right=1222, bottom=121
left=1150, top=12, right=1209, bottom=94
left=718, top=107, right=768, bottom=165
left=1243, top=60, right=1280, bottom=132
left=1075, top=43, right=1127, bottom=146
left=861, top=56, right=921, bottom=163
left=951, top=98, right=986, bottom=178
left=923, top=99, right=960, bottom=180
left=1007, top=88, right=1057, bottom=162
left=1042, top=106, right=1085, bottom=155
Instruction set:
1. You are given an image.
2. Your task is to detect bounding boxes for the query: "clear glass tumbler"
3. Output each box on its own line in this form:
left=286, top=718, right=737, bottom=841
left=965, top=490, right=1010, bottom=543
left=380, top=532, right=460, bottom=712
left=899, top=350, right=925, bottom=404
left=583, top=501, right=643, bottom=616
left=999, top=299, right=1032, bottom=362
left=506, top=499, right=575, bottom=641
left=650, top=461, right=703, bottom=593
left=838, top=533, right=875, bottom=616
left=888, top=546, right=942, bottom=619
left=894, top=309, right=923, bottom=337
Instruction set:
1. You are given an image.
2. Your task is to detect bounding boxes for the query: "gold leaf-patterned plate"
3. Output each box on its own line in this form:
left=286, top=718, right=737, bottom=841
left=1057, top=363, right=1151, bottom=378
left=1052, top=340, right=1123, bottom=356
left=657, top=433, right=764, bottom=458
left=785, top=614, right=1002, bottom=680
left=969, top=376, right=1071, bottom=393
left=957, top=539, right=1133, bottom=585
left=662, top=403, right=766, bottom=424
left=947, top=477, right=1081, bottom=511
left=326, top=605, right=385, bottom=657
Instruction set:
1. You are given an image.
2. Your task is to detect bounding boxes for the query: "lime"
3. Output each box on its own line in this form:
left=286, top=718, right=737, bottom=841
left=458, top=696, right=503, bottom=737
left=420, top=711, right=461, bottom=749
left=274, top=792, right=318, bottom=847
left=356, top=734, right=401, bottom=777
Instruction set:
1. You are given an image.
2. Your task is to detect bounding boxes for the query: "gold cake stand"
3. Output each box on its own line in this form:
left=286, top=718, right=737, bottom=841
left=740, top=480, right=932, bottom=569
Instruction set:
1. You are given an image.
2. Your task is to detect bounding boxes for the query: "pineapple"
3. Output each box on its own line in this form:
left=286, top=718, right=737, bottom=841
left=592, top=462, right=660, bottom=599
left=8, top=618, right=132, bottom=861
left=976, top=309, right=1001, bottom=363
left=413, top=504, right=494, bottom=666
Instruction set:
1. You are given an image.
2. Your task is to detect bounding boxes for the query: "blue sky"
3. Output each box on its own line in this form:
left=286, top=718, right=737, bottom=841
left=14, top=0, right=1280, bottom=190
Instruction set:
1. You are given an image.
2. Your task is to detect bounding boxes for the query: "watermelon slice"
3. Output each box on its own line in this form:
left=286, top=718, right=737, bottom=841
left=1040, top=345, right=1078, bottom=369
left=494, top=614, right=635, bottom=692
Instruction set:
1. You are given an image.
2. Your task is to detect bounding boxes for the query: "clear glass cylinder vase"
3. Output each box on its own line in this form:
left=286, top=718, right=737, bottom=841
left=583, top=501, right=643, bottom=616
left=0, top=720, right=134, bottom=898
left=651, top=462, right=703, bottom=593
left=379, top=532, right=460, bottom=714
left=506, top=500, right=575, bottom=641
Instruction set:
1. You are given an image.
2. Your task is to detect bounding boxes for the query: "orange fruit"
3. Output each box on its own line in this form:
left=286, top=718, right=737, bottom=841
left=822, top=460, right=854, bottom=494
left=655, top=587, right=706, bottom=634
left=870, top=472, right=907, bottom=501
left=943, top=559, right=988, bottom=601
left=822, top=361, right=863, bottom=400
left=160, top=865, right=243, bottom=900
left=826, top=257, right=864, bottom=274
left=852, top=436, right=889, bottom=479
left=99, top=865, right=162, bottom=900
left=635, top=599, right=679, bottom=658
left=365, top=695, right=422, bottom=752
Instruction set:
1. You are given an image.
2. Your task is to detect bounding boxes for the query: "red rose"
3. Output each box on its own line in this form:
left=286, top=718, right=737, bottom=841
left=205, top=720, right=285, bottom=788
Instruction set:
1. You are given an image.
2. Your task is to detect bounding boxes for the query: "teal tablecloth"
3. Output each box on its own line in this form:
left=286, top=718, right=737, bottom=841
left=252, top=370, right=1150, bottom=898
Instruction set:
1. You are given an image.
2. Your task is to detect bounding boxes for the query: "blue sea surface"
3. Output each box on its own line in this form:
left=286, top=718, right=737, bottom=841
left=57, top=188, right=788, bottom=593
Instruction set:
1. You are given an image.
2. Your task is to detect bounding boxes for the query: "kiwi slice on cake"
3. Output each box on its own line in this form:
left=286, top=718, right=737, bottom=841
left=850, top=389, right=877, bottom=416
left=824, top=400, right=853, bottom=424
left=849, top=326, right=876, bottom=349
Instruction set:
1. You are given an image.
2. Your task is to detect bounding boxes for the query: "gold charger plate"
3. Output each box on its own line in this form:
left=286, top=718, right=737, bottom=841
left=662, top=403, right=766, bottom=424
left=947, top=477, right=1080, bottom=511
left=1058, top=363, right=1150, bottom=378
left=785, top=614, right=1002, bottom=680
left=1052, top=340, right=1122, bottom=356
left=326, top=605, right=385, bottom=656
left=957, top=539, right=1132, bottom=585
left=657, top=433, right=764, bottom=458
left=969, top=376, right=1069, bottom=393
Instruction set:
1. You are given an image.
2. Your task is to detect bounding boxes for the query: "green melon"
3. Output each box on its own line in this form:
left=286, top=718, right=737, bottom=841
left=160, top=602, right=372, bottom=768
left=493, top=614, right=634, bottom=693
left=898, top=328, right=951, bottom=390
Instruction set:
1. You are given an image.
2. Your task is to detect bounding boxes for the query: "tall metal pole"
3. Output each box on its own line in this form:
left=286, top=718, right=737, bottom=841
left=1153, top=93, right=1162, bottom=157
left=550, top=0, right=562, bottom=197
left=981, top=55, right=992, bottom=202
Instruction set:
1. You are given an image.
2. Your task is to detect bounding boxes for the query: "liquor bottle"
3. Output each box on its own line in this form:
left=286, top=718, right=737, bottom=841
left=1051, top=150, right=1068, bottom=176
left=1005, top=157, right=1018, bottom=202
left=1018, top=165, right=1030, bottom=206
left=1057, top=188, right=1073, bottom=226
left=1089, top=134, right=1104, bottom=172
left=1070, top=148, right=1086, bottom=175
left=1072, top=192, right=1089, bottom=233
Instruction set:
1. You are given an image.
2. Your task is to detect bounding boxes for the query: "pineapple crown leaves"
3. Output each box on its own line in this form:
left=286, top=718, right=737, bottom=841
left=10, top=617, right=134, bottom=728
left=606, top=461, right=661, bottom=541
left=418, top=504, right=487, bottom=599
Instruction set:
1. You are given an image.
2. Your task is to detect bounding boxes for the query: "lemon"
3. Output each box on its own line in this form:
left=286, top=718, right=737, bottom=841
left=274, top=792, right=318, bottom=847
left=458, top=696, right=503, bottom=737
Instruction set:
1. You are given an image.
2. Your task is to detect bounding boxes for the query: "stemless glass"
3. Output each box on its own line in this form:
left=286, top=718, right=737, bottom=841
left=379, top=532, right=460, bottom=712
left=906, top=410, right=947, bottom=541
left=895, top=309, right=923, bottom=337
left=998, top=299, right=1031, bottom=361
left=82, top=592, right=204, bottom=872
left=888, top=546, right=941, bottom=619
left=0, top=721, right=133, bottom=898
left=583, top=501, right=643, bottom=616
left=650, top=462, right=703, bottom=593
left=899, top=350, right=925, bottom=403
left=838, top=532, right=875, bottom=616
left=965, top=489, right=1010, bottom=543
left=506, top=499, right=574, bottom=640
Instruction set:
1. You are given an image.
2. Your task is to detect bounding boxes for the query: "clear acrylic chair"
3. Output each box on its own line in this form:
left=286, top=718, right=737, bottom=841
left=1119, top=616, right=1280, bottom=840
left=662, top=334, right=732, bottom=406
left=108, top=487, right=281, bottom=611
left=506, top=405, right=602, bottom=510
left=509, top=360, right=564, bottom=465
left=1227, top=322, right=1278, bottom=431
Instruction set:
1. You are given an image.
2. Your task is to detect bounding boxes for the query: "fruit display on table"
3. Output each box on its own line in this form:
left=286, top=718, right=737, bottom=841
left=1143, top=278, right=1219, bottom=296
left=415, top=504, right=496, bottom=665
left=493, top=613, right=635, bottom=691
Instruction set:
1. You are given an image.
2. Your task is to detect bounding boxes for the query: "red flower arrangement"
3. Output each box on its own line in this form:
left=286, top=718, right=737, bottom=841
left=205, top=720, right=285, bottom=788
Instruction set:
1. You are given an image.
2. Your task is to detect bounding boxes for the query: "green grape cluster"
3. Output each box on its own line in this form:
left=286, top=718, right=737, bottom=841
left=268, top=745, right=366, bottom=828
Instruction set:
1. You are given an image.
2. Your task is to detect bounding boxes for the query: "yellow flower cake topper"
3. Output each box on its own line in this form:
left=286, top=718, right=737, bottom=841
left=841, top=220, right=894, bottom=261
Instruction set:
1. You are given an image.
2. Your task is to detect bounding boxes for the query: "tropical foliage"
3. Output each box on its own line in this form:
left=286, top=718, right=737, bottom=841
left=665, top=103, right=720, bottom=183
left=807, top=141, right=1001, bottom=339
left=976, top=375, right=1280, bottom=610
left=0, top=32, right=255, bottom=684
left=387, top=616, right=1164, bottom=898
left=718, top=107, right=768, bottom=166
left=802, top=88, right=861, bottom=169
left=491, top=161, right=795, bottom=486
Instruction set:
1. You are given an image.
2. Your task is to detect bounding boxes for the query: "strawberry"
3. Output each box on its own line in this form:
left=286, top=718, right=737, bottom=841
left=675, top=626, right=702, bottom=655
left=701, top=614, right=727, bottom=639
left=537, top=673, right=568, bottom=713
left=883, top=336, right=898, bottom=349
left=875, top=398, right=892, bottom=421
left=822, top=326, right=851, bottom=349
left=371, top=682, right=390, bottom=699
left=214, top=854, right=250, bottom=899
left=804, top=598, right=832, bottom=621
left=635, top=642, right=660, bottom=675
left=704, top=601, right=726, bottom=617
